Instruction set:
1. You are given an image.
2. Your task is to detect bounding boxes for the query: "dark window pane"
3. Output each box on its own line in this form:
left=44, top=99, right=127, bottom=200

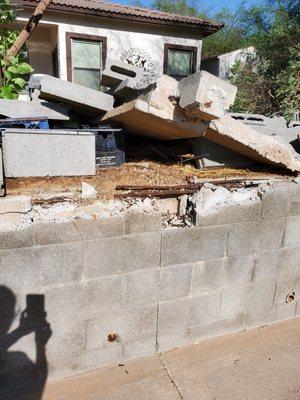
left=168, top=49, right=193, bottom=78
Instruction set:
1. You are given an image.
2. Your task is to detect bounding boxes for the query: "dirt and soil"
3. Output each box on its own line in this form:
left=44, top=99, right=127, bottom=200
left=5, top=161, right=293, bottom=200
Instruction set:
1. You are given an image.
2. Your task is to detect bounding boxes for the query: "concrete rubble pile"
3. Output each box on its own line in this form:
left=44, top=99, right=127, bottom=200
left=0, top=57, right=300, bottom=197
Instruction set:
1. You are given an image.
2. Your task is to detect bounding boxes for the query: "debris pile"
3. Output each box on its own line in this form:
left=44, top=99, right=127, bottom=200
left=0, top=57, right=299, bottom=200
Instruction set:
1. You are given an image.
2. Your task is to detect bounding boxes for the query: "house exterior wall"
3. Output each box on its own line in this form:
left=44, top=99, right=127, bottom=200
left=201, top=46, right=256, bottom=81
left=18, top=11, right=203, bottom=81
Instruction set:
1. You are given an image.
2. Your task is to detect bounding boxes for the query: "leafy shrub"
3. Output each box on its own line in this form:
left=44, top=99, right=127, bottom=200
left=0, top=0, right=33, bottom=99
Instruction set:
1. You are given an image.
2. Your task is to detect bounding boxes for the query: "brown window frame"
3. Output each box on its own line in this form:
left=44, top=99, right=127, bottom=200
left=66, top=32, right=107, bottom=83
left=163, top=43, right=198, bottom=79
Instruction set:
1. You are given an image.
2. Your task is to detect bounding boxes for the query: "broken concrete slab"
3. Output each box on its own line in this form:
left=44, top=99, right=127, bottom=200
left=206, top=115, right=300, bottom=172
left=29, top=75, right=114, bottom=116
left=101, top=58, right=145, bottom=89
left=102, top=74, right=209, bottom=139
left=178, top=71, right=237, bottom=121
left=2, top=129, right=96, bottom=177
left=101, top=98, right=208, bottom=140
left=0, top=99, right=70, bottom=120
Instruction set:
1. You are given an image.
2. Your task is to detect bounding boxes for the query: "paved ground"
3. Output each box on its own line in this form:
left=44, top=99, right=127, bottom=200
left=4, top=318, right=300, bottom=400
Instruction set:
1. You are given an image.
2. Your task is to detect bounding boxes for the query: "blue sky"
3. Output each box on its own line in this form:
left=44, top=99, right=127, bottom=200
left=113, top=0, right=262, bottom=13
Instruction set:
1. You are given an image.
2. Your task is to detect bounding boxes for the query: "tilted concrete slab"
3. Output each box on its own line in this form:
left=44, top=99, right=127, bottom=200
left=0, top=99, right=70, bottom=120
left=2, top=129, right=96, bottom=177
left=29, top=75, right=114, bottom=116
left=102, top=75, right=208, bottom=139
left=101, top=99, right=208, bottom=140
left=179, top=71, right=237, bottom=121
left=206, top=115, right=300, bottom=172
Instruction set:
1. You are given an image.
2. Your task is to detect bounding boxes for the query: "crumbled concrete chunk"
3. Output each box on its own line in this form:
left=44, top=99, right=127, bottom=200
left=178, top=71, right=237, bottom=120
left=81, top=182, right=97, bottom=199
left=101, top=75, right=208, bottom=140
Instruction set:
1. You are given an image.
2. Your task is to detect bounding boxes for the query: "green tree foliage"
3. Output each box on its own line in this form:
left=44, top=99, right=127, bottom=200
left=0, top=0, right=33, bottom=99
left=231, top=0, right=300, bottom=118
left=151, top=0, right=198, bottom=16
left=151, top=0, right=300, bottom=119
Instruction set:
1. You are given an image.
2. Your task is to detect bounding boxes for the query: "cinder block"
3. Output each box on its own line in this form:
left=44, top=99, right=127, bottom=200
left=220, top=280, right=276, bottom=328
left=283, top=215, right=300, bottom=248
left=196, top=201, right=262, bottom=226
left=123, top=336, right=157, bottom=361
left=290, top=200, right=300, bottom=216
left=158, top=291, right=221, bottom=351
left=191, top=255, right=253, bottom=295
left=178, top=70, right=237, bottom=120
left=83, top=232, right=161, bottom=278
left=2, top=129, right=96, bottom=178
left=0, top=247, right=34, bottom=289
left=0, top=227, right=34, bottom=250
left=1, top=243, right=82, bottom=288
left=220, top=284, right=251, bottom=320
left=124, top=211, right=161, bottom=234
left=252, top=250, right=280, bottom=282
left=245, top=280, right=276, bottom=329
left=84, top=304, right=157, bottom=351
left=260, top=184, right=292, bottom=219
left=46, top=319, right=86, bottom=379
left=101, top=58, right=144, bottom=89
left=44, top=275, right=124, bottom=324
left=34, top=216, right=124, bottom=245
left=274, top=275, right=300, bottom=305
left=123, top=269, right=160, bottom=307
left=274, top=301, right=296, bottom=322
left=160, top=264, right=192, bottom=301
left=161, top=226, right=227, bottom=267
left=277, top=246, right=300, bottom=281
left=227, top=218, right=285, bottom=256
left=77, top=344, right=123, bottom=373
left=189, top=314, right=246, bottom=342
left=30, top=74, right=114, bottom=115
left=34, top=243, right=83, bottom=286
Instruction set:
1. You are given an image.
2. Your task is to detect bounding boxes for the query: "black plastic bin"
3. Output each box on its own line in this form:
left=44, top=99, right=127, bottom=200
left=95, top=125, right=125, bottom=168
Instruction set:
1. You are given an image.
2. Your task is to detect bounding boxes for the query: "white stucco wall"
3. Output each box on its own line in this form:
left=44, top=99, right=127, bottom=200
left=218, top=47, right=255, bottom=80
left=201, top=47, right=256, bottom=81
left=19, top=10, right=203, bottom=81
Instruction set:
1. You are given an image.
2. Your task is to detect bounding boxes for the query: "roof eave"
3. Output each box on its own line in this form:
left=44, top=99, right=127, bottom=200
left=20, top=3, right=223, bottom=37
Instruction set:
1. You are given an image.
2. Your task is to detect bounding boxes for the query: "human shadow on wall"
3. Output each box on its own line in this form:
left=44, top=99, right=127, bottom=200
left=0, top=286, right=52, bottom=399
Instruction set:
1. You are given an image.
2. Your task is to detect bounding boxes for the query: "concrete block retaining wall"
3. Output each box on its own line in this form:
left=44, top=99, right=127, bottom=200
left=0, top=181, right=299, bottom=391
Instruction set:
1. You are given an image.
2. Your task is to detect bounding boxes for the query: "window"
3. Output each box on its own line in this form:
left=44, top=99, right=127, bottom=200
left=164, top=44, right=197, bottom=80
left=66, top=33, right=107, bottom=91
